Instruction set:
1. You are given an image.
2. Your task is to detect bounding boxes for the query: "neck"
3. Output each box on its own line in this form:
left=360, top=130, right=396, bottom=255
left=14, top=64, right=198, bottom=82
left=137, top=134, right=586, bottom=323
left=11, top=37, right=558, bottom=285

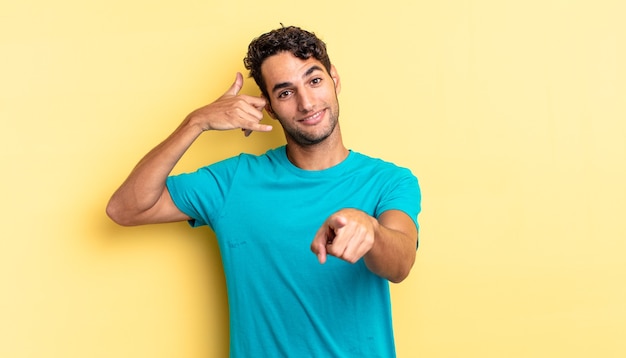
left=285, top=131, right=348, bottom=171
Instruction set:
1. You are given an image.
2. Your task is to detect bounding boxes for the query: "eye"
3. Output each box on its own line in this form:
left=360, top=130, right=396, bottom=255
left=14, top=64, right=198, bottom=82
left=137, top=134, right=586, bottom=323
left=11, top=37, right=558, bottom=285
left=278, top=90, right=292, bottom=99
left=310, top=77, right=322, bottom=85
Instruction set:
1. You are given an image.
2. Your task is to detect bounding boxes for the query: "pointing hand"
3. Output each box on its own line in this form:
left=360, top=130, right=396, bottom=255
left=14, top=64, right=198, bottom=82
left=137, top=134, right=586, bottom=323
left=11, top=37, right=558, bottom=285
left=311, top=209, right=377, bottom=264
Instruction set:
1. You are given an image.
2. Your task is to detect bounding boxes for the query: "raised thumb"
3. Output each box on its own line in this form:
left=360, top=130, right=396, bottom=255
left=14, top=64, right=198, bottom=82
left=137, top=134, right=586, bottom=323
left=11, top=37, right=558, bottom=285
left=223, top=72, right=244, bottom=96
left=329, top=214, right=348, bottom=230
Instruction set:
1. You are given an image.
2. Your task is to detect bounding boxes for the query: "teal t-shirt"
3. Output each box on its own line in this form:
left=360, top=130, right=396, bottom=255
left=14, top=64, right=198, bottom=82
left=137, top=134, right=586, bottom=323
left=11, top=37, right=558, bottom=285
left=166, top=146, right=421, bottom=357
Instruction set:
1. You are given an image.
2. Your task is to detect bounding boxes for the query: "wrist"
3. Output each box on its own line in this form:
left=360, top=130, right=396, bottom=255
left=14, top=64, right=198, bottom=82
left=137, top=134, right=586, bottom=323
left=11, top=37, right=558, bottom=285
left=182, top=113, right=211, bottom=134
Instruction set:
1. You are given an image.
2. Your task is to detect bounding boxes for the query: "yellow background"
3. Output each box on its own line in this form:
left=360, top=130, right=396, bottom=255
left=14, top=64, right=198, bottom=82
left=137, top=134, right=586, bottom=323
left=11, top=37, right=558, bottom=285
left=2, top=0, right=625, bottom=357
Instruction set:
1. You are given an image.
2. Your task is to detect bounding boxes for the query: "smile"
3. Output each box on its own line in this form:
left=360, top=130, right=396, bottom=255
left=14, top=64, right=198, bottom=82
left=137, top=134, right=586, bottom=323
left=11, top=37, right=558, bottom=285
left=298, top=109, right=325, bottom=125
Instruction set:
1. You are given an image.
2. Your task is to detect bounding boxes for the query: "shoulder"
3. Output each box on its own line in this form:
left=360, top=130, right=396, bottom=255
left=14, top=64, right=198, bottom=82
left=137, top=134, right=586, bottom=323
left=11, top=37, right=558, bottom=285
left=233, top=146, right=287, bottom=171
left=349, top=151, right=416, bottom=178
left=198, top=146, right=287, bottom=171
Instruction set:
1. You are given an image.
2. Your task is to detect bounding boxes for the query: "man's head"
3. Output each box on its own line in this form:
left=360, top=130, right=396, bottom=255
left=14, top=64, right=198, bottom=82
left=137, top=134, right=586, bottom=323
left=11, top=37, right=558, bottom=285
left=244, top=26, right=332, bottom=99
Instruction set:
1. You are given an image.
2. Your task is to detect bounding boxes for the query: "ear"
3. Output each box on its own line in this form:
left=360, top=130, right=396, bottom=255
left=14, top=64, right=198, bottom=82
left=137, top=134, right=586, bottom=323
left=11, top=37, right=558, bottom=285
left=264, top=99, right=277, bottom=119
left=330, top=65, right=341, bottom=95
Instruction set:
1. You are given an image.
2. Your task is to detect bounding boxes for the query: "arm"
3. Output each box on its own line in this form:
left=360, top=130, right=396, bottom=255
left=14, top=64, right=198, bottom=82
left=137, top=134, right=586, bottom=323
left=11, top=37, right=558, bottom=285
left=310, top=209, right=418, bottom=283
left=106, top=73, right=272, bottom=226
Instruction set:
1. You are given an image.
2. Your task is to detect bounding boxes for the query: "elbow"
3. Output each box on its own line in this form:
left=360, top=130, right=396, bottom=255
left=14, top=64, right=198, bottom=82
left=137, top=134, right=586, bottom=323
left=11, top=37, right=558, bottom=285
left=366, top=255, right=415, bottom=283
left=388, top=254, right=416, bottom=283
left=388, top=265, right=413, bottom=284
left=105, top=199, right=136, bottom=227
left=390, top=235, right=419, bottom=283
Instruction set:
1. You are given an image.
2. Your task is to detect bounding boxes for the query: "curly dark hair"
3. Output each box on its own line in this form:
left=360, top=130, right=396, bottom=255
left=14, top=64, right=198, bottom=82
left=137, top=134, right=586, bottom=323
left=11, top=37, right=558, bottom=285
left=243, top=26, right=332, bottom=98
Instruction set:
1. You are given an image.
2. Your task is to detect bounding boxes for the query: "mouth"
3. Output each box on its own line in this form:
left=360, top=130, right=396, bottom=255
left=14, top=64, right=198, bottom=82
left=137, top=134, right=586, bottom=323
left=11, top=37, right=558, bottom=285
left=298, top=109, right=326, bottom=125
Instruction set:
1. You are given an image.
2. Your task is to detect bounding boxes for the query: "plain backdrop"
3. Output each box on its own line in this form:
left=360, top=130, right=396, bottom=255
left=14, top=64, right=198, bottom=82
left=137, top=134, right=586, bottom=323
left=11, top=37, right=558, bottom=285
left=1, top=0, right=625, bottom=357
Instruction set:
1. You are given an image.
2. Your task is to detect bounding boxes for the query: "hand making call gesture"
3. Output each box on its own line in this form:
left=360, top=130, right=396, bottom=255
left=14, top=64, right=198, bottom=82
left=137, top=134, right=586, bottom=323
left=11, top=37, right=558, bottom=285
left=186, top=72, right=273, bottom=135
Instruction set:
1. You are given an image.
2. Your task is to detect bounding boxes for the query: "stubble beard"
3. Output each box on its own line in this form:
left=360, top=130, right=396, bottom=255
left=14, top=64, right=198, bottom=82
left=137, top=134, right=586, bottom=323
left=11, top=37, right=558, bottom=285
left=282, top=102, right=340, bottom=147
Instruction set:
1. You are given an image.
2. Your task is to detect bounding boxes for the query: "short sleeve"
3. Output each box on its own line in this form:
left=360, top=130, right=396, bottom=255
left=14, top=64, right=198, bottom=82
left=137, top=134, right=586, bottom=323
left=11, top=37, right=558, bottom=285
left=377, top=167, right=421, bottom=230
left=166, top=156, right=241, bottom=228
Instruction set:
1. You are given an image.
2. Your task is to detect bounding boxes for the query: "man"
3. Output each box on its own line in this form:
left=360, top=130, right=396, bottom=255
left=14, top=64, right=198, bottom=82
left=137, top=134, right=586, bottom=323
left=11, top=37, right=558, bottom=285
left=107, top=26, right=421, bottom=357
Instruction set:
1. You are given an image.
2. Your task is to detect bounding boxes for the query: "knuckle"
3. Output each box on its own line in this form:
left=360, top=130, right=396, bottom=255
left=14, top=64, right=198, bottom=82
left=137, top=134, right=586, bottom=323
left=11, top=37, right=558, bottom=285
left=326, top=245, right=339, bottom=256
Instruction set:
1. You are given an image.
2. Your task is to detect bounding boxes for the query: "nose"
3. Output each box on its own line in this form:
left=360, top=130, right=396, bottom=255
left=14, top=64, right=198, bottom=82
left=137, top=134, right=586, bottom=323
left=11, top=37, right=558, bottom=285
left=297, top=88, right=314, bottom=113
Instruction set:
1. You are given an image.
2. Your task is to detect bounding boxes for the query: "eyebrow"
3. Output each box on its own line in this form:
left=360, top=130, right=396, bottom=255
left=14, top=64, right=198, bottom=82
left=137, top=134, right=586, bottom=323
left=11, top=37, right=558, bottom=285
left=271, top=65, right=325, bottom=94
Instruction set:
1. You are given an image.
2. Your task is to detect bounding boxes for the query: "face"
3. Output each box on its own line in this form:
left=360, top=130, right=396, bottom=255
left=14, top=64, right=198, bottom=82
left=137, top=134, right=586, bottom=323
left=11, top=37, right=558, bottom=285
left=261, top=52, right=341, bottom=146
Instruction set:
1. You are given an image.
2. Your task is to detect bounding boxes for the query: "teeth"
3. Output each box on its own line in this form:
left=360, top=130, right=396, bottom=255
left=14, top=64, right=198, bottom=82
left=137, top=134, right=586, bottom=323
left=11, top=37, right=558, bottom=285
left=302, top=111, right=322, bottom=122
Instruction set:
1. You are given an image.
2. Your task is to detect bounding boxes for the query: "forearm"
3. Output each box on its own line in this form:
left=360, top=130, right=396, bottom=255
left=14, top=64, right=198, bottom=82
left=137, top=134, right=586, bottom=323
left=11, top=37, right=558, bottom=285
left=364, top=212, right=418, bottom=283
left=106, top=118, right=203, bottom=224
left=107, top=73, right=270, bottom=225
